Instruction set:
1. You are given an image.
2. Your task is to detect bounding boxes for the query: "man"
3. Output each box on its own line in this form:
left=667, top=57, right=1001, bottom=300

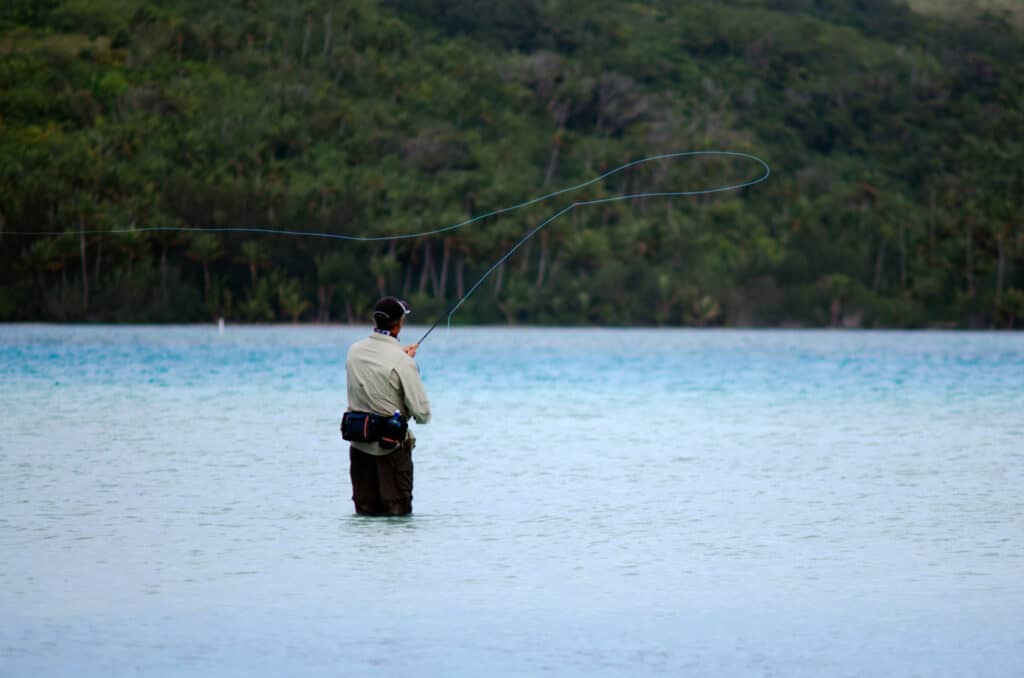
left=344, top=296, right=431, bottom=516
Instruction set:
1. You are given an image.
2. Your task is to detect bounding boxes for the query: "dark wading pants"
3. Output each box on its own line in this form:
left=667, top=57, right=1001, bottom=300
left=349, top=438, right=414, bottom=516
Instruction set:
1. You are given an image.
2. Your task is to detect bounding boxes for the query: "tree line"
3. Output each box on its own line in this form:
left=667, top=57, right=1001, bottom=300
left=1, top=0, right=1022, bottom=327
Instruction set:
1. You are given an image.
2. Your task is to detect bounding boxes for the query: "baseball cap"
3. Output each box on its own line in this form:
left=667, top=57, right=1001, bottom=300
left=373, top=296, right=411, bottom=324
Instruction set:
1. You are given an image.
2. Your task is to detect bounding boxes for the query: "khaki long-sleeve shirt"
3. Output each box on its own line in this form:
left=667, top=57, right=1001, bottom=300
left=345, top=331, right=431, bottom=456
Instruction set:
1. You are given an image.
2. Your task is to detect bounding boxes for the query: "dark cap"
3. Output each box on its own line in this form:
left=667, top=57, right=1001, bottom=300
left=373, top=296, right=411, bottom=324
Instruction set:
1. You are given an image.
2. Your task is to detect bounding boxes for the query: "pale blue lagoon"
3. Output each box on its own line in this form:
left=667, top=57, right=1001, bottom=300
left=1, top=325, right=1022, bottom=677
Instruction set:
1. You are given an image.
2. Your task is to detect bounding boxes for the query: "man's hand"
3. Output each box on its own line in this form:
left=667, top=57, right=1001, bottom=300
left=403, top=343, right=419, bottom=358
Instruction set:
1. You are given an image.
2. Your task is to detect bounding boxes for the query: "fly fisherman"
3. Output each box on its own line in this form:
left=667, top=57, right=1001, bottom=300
left=342, top=296, right=430, bottom=516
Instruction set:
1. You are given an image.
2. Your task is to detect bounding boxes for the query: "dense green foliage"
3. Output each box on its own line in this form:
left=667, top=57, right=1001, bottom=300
left=2, top=0, right=1022, bottom=327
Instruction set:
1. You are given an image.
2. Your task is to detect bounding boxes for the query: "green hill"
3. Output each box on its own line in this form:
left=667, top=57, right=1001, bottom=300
left=910, top=0, right=1024, bottom=26
left=1, top=0, right=1022, bottom=327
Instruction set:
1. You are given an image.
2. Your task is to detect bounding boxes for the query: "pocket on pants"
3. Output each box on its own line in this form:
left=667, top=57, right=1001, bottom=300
left=391, top=440, right=414, bottom=496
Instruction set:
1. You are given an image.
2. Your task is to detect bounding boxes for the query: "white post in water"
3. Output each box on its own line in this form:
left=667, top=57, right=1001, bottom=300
left=218, top=317, right=225, bottom=335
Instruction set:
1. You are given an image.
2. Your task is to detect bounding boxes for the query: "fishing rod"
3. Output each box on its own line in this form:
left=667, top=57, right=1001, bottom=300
left=415, top=150, right=771, bottom=345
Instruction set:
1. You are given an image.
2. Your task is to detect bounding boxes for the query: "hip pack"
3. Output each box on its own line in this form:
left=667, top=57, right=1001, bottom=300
left=341, top=411, right=408, bottom=450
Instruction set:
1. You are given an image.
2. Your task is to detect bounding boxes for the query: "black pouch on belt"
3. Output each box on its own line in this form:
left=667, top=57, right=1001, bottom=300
left=378, top=412, right=408, bottom=450
left=340, top=411, right=383, bottom=443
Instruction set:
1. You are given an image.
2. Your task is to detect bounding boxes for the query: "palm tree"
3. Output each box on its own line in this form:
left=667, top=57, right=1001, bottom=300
left=23, top=233, right=76, bottom=319
left=186, top=232, right=223, bottom=309
left=149, top=223, right=185, bottom=305
left=277, top=277, right=310, bottom=323
left=315, top=252, right=347, bottom=322
left=237, top=240, right=270, bottom=289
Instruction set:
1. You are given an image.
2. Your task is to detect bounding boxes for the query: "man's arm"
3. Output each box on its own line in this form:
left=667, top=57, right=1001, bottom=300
left=396, top=356, right=431, bottom=424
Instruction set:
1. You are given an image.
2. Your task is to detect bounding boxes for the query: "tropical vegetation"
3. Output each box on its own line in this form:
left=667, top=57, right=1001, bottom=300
left=2, top=0, right=1022, bottom=327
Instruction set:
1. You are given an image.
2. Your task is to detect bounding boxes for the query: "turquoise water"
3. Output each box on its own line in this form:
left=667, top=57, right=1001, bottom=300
left=2, top=325, right=1022, bottom=677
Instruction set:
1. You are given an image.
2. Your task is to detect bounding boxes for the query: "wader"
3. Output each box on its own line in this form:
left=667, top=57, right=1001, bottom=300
left=349, top=438, right=414, bottom=516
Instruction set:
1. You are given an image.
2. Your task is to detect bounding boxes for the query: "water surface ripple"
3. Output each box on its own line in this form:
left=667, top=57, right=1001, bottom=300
left=1, top=325, right=1022, bottom=676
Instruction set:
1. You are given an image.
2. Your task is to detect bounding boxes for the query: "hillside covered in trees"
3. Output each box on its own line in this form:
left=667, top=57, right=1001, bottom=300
left=2, top=0, right=1022, bottom=327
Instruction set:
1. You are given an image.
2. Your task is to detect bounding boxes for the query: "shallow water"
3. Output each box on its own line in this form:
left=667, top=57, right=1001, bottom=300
left=2, top=325, right=1022, bottom=677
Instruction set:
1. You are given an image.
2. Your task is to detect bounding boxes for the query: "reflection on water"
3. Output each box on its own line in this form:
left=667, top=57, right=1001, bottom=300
left=1, top=325, right=1023, bottom=676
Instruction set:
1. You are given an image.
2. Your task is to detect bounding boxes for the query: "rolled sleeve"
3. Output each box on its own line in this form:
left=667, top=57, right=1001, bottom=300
left=395, top=357, right=431, bottom=424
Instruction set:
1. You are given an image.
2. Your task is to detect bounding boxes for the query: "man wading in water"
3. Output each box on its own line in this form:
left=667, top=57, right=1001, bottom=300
left=342, top=296, right=430, bottom=516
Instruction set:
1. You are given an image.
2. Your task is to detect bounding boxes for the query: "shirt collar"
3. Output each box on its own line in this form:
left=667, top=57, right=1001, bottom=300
left=370, top=329, right=398, bottom=342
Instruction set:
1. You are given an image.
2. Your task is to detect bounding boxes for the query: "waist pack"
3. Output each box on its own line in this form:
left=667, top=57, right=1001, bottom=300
left=341, top=410, right=408, bottom=450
